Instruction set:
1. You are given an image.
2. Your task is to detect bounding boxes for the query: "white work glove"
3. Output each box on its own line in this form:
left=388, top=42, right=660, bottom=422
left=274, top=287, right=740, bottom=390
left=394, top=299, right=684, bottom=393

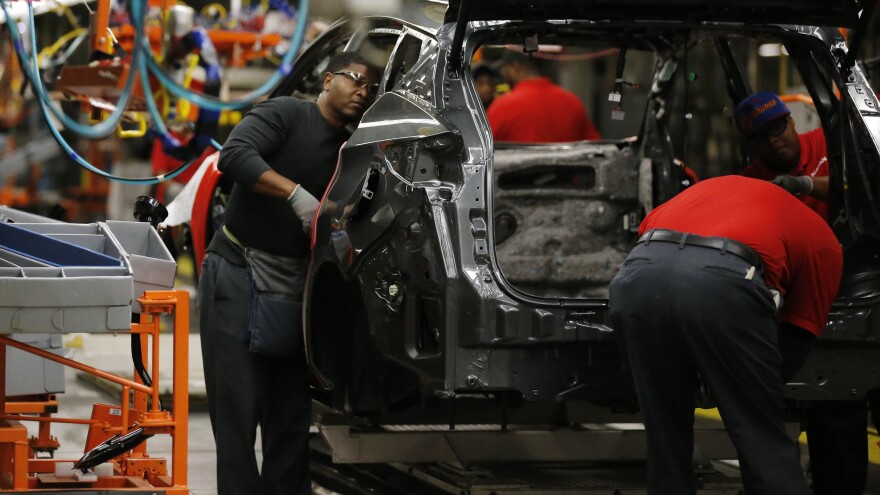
left=771, top=175, right=813, bottom=196
left=287, top=185, right=320, bottom=235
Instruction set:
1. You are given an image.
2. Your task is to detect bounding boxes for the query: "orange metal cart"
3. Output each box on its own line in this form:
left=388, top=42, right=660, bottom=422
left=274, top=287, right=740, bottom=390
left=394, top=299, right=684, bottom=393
left=0, top=290, right=190, bottom=493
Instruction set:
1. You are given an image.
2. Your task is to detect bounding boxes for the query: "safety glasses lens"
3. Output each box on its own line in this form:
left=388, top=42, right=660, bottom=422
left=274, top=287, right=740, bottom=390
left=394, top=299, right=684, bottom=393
left=747, top=117, right=788, bottom=147
left=334, top=71, right=377, bottom=94
left=765, top=118, right=788, bottom=137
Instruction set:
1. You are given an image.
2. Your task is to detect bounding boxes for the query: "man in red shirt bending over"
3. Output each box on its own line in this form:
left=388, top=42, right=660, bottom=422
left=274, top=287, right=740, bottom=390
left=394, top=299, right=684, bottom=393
left=737, top=91, right=878, bottom=495
left=736, top=92, right=829, bottom=220
left=610, top=176, right=842, bottom=495
left=487, top=50, right=600, bottom=143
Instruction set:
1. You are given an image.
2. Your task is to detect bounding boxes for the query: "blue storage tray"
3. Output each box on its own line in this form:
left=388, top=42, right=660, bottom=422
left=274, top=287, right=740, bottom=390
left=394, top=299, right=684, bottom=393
left=0, top=222, right=123, bottom=267
left=0, top=221, right=133, bottom=333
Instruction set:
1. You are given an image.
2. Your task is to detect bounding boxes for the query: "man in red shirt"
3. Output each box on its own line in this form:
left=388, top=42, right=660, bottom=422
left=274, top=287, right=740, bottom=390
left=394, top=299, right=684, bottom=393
left=737, top=92, right=876, bottom=495
left=487, top=50, right=600, bottom=143
left=610, top=175, right=842, bottom=495
left=736, top=92, right=829, bottom=220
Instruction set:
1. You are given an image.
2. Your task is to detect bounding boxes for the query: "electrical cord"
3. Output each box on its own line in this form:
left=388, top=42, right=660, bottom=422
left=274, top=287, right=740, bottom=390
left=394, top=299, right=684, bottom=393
left=37, top=27, right=87, bottom=67
left=608, top=34, right=629, bottom=121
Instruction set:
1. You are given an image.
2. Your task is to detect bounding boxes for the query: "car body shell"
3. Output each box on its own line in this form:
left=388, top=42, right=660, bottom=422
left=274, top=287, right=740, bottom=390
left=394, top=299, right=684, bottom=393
left=189, top=0, right=880, bottom=421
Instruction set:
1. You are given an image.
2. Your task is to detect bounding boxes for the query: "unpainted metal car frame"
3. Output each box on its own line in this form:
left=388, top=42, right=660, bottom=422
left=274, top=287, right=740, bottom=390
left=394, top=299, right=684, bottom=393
left=192, top=0, right=880, bottom=427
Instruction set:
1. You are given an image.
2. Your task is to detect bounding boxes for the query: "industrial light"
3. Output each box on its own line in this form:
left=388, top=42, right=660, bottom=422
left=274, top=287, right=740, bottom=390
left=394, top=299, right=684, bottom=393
left=758, top=43, right=789, bottom=57
left=536, top=44, right=564, bottom=53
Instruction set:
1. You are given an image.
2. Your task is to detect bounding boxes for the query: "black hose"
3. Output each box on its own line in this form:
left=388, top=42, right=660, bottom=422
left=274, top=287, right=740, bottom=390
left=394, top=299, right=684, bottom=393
left=131, top=331, right=165, bottom=411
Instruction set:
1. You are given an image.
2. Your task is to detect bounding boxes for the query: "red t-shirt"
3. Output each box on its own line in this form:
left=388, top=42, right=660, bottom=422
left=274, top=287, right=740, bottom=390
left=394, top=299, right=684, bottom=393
left=487, top=77, right=600, bottom=143
left=743, top=128, right=829, bottom=220
left=639, top=175, right=842, bottom=336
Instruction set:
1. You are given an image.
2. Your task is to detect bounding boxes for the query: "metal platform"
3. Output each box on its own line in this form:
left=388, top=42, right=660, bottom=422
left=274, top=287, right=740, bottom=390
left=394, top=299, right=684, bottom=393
left=309, top=418, right=754, bottom=494
left=309, top=449, right=747, bottom=494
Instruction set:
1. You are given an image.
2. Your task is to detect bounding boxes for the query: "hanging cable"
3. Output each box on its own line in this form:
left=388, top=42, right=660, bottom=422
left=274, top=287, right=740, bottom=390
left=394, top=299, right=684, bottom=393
left=37, top=27, right=87, bottom=67
left=149, top=27, right=222, bottom=160
left=608, top=34, right=630, bottom=121
left=57, top=30, right=89, bottom=65
left=0, top=0, right=307, bottom=182
left=118, top=0, right=222, bottom=161
left=142, top=0, right=308, bottom=111
left=0, top=0, right=217, bottom=184
left=0, top=0, right=142, bottom=139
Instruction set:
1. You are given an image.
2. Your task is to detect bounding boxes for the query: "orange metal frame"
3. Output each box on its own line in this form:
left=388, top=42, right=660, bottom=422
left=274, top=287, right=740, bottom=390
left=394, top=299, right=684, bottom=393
left=0, top=290, right=190, bottom=493
left=4, top=395, right=61, bottom=455
left=90, top=0, right=281, bottom=65
left=779, top=94, right=815, bottom=107
left=111, top=25, right=282, bottom=66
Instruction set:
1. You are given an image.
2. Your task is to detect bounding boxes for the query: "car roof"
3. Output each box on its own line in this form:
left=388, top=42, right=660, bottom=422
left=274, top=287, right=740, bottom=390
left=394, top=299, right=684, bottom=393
left=444, top=0, right=862, bottom=28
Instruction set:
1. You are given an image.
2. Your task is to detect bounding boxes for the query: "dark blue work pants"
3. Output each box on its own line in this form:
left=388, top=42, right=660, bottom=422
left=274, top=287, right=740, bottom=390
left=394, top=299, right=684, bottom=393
left=610, top=241, right=809, bottom=495
left=198, top=247, right=311, bottom=495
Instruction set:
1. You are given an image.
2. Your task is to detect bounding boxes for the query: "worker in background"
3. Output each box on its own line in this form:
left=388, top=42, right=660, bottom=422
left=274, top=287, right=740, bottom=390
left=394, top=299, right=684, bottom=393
left=472, top=62, right=499, bottom=109
left=197, top=52, right=377, bottom=494
left=736, top=92, right=829, bottom=220
left=487, top=49, right=600, bottom=143
left=735, top=91, right=875, bottom=495
left=610, top=175, right=843, bottom=495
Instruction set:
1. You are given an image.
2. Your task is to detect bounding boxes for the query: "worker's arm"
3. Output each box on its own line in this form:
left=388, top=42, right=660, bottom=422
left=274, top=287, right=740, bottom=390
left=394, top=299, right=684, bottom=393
left=252, top=169, right=297, bottom=198
left=218, top=98, right=319, bottom=232
left=219, top=98, right=300, bottom=192
left=250, top=167, right=319, bottom=234
left=771, top=174, right=828, bottom=201
left=777, top=322, right=817, bottom=383
left=809, top=175, right=829, bottom=201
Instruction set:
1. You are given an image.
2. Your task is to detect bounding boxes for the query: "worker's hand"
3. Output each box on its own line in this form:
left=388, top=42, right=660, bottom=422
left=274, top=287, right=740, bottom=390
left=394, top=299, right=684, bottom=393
left=771, top=175, right=813, bottom=196
left=287, top=185, right=320, bottom=235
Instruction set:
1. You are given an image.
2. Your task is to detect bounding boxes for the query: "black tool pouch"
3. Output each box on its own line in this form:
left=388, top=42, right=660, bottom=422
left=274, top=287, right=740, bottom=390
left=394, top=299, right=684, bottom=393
left=243, top=248, right=306, bottom=356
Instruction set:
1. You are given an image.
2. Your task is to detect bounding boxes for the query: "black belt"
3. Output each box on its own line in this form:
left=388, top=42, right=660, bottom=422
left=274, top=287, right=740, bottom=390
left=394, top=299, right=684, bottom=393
left=637, top=229, right=763, bottom=271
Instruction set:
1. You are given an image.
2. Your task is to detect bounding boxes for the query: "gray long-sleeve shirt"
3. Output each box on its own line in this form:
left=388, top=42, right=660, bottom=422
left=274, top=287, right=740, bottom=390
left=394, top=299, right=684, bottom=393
left=218, top=97, right=349, bottom=257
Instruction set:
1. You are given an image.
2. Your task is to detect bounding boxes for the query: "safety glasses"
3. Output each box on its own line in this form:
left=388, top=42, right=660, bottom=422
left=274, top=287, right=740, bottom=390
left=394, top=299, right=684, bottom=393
left=746, top=117, right=789, bottom=147
left=333, top=71, right=379, bottom=95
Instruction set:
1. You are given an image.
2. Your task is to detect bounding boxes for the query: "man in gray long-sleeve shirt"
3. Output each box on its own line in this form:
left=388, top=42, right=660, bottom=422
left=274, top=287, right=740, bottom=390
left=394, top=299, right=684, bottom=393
left=197, top=51, right=377, bottom=494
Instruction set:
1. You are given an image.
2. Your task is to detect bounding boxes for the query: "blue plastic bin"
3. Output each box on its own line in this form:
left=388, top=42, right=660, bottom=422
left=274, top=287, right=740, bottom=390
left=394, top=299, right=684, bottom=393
left=0, top=222, right=123, bottom=267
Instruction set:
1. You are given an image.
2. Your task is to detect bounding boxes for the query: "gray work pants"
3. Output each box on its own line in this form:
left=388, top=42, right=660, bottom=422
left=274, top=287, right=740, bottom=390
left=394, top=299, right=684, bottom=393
left=610, top=241, right=808, bottom=495
left=198, top=249, right=311, bottom=495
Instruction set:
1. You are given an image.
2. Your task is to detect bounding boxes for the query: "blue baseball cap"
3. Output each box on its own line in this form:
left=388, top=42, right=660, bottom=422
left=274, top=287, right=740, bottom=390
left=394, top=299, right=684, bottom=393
left=734, top=92, right=791, bottom=137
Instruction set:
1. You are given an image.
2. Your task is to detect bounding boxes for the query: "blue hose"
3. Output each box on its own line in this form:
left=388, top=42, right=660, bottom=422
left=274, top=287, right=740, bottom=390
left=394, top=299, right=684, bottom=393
left=0, top=0, right=214, bottom=184
left=0, top=0, right=309, bottom=183
left=0, top=0, right=142, bottom=139
left=143, top=0, right=308, bottom=111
